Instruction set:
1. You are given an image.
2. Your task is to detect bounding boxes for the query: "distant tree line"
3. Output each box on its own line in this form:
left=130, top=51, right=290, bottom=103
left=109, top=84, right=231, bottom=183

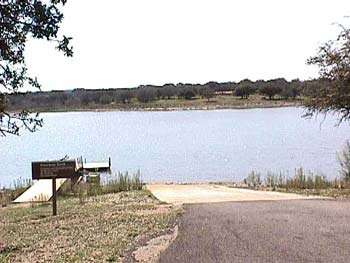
left=6, top=78, right=325, bottom=111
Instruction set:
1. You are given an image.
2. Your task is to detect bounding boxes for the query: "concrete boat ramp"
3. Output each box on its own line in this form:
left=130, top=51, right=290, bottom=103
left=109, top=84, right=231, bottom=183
left=147, top=184, right=324, bottom=204
left=14, top=179, right=67, bottom=203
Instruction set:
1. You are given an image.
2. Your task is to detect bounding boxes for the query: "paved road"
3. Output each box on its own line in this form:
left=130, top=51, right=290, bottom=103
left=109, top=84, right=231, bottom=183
left=159, top=200, right=350, bottom=263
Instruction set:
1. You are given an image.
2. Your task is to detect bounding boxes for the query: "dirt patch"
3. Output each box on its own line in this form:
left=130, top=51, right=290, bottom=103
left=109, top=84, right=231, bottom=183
left=132, top=225, right=178, bottom=263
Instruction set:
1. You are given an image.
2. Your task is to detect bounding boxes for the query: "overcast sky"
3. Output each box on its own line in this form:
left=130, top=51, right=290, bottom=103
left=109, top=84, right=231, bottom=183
left=25, top=0, right=350, bottom=91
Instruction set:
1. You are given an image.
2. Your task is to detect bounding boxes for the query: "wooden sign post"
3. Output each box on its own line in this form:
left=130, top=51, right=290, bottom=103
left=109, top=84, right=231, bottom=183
left=52, top=177, right=57, bottom=216
left=32, top=160, right=76, bottom=216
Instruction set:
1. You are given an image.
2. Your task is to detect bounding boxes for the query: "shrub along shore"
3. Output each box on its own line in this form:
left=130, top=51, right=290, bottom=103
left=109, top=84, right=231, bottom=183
left=236, top=142, right=350, bottom=198
left=235, top=168, right=350, bottom=198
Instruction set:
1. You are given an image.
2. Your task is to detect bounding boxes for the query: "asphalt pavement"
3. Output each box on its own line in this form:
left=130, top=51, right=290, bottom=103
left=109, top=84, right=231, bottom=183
left=159, top=199, right=350, bottom=263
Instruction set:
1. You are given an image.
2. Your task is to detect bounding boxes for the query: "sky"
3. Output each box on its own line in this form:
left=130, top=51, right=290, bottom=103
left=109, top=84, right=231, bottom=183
left=24, top=0, right=350, bottom=91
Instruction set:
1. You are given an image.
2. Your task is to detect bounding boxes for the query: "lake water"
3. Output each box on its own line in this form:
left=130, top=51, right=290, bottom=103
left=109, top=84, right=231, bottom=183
left=1, top=107, right=349, bottom=187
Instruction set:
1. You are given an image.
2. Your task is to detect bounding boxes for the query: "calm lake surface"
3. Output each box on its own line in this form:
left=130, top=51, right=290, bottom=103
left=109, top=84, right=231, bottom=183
left=1, top=107, right=349, bottom=187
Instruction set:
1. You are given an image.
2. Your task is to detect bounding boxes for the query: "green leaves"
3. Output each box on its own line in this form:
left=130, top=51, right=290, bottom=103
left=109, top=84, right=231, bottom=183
left=0, top=0, right=72, bottom=135
left=57, top=35, right=73, bottom=57
left=305, top=24, right=350, bottom=123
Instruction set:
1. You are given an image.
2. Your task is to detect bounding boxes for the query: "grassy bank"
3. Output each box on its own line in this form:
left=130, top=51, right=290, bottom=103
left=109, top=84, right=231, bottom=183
left=24, top=95, right=301, bottom=113
left=0, top=190, right=180, bottom=263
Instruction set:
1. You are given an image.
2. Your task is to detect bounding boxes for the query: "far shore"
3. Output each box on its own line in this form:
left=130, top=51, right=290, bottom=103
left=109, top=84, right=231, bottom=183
left=7, top=94, right=303, bottom=114
left=16, top=101, right=301, bottom=114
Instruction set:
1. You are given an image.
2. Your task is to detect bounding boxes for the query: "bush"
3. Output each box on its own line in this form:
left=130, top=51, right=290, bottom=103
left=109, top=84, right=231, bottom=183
left=259, top=85, right=282, bottom=100
left=245, top=168, right=331, bottom=190
left=71, top=170, right=144, bottom=200
left=265, top=172, right=286, bottom=189
left=103, top=170, right=143, bottom=193
left=244, top=171, right=262, bottom=188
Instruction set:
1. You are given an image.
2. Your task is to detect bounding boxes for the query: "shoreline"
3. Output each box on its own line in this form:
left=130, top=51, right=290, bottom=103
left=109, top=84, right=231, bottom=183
left=15, top=102, right=301, bottom=114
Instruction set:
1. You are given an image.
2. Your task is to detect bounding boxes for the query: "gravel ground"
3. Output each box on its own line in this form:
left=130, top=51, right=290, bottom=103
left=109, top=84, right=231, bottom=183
left=159, top=199, right=350, bottom=263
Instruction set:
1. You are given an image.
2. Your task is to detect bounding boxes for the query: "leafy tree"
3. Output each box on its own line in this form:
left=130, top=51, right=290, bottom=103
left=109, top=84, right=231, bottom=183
left=161, top=84, right=177, bottom=99
left=234, top=85, right=253, bottom=99
left=290, top=79, right=302, bottom=99
left=279, top=86, right=294, bottom=99
left=234, top=79, right=255, bottom=99
left=0, top=0, right=73, bottom=136
left=116, top=89, right=134, bottom=104
left=305, top=24, right=350, bottom=122
left=183, top=89, right=196, bottom=100
left=199, top=86, right=215, bottom=102
left=99, top=94, right=113, bottom=105
left=178, top=86, right=196, bottom=100
left=181, top=89, right=196, bottom=100
left=234, top=86, right=245, bottom=99
left=81, top=94, right=91, bottom=106
left=205, top=81, right=220, bottom=92
left=155, top=87, right=162, bottom=100
left=136, top=86, right=157, bottom=103
left=260, top=84, right=281, bottom=100
left=279, top=80, right=300, bottom=99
